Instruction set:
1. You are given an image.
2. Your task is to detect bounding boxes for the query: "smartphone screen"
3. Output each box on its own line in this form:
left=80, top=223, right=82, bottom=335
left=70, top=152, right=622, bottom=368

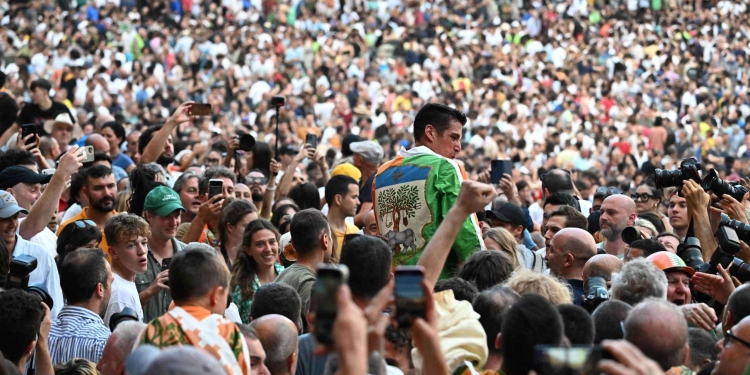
left=395, top=266, right=425, bottom=328
left=534, top=345, right=608, bottom=375
left=491, top=160, right=513, bottom=184
left=189, top=103, right=212, bottom=116
left=305, top=133, right=317, bottom=149
left=315, top=264, right=349, bottom=345
left=21, top=124, right=36, bottom=146
left=208, top=179, right=223, bottom=199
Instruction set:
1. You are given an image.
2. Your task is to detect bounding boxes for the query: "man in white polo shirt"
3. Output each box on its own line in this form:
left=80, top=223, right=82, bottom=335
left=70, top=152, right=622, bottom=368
left=0, top=190, right=63, bottom=318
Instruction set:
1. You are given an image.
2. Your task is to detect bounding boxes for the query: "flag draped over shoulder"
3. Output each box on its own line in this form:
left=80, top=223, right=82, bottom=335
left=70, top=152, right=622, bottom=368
left=373, top=146, right=484, bottom=278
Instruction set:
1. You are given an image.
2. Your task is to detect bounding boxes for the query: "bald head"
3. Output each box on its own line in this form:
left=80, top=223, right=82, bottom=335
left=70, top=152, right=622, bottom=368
left=250, top=315, right=298, bottom=375
left=624, top=299, right=688, bottom=371
left=605, top=194, right=637, bottom=215
left=86, top=133, right=110, bottom=154
left=583, top=254, right=623, bottom=283
left=96, top=115, right=115, bottom=130
left=364, top=210, right=377, bottom=236
left=554, top=228, right=597, bottom=262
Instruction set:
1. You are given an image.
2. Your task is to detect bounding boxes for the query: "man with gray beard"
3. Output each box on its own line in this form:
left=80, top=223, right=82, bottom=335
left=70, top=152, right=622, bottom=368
left=598, top=195, right=637, bottom=259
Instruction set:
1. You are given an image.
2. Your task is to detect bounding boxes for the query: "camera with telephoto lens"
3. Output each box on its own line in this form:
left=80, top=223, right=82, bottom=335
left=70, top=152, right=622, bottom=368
left=677, top=218, right=750, bottom=284
left=701, top=169, right=749, bottom=202
left=5, top=255, right=54, bottom=310
left=237, top=134, right=256, bottom=152
left=621, top=226, right=643, bottom=245
left=582, top=276, right=609, bottom=313
left=654, top=157, right=702, bottom=189
left=109, top=307, right=139, bottom=332
left=676, top=237, right=704, bottom=270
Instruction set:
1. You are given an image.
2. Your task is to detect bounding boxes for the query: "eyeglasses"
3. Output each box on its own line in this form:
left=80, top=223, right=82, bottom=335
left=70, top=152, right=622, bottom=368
left=725, top=330, right=750, bottom=351
left=247, top=177, right=268, bottom=185
left=73, top=220, right=96, bottom=228
left=631, top=193, right=656, bottom=202
left=597, top=187, right=623, bottom=195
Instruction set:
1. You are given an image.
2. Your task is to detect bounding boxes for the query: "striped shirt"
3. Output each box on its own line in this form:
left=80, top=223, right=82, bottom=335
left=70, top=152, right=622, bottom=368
left=48, top=306, right=111, bottom=365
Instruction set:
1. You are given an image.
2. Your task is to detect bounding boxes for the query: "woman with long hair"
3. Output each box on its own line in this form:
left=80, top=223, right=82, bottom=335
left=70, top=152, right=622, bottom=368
left=217, top=200, right=259, bottom=268
left=230, top=219, right=285, bottom=324
left=127, top=165, right=161, bottom=216
left=631, top=178, right=672, bottom=233
left=482, top=227, right=520, bottom=269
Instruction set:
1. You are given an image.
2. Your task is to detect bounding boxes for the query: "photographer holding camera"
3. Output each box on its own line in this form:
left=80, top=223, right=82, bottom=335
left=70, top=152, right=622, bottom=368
left=0, top=288, right=54, bottom=375
left=0, top=190, right=63, bottom=318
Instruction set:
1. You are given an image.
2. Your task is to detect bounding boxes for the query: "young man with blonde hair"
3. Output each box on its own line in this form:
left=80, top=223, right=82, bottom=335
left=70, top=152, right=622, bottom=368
left=103, top=213, right=151, bottom=327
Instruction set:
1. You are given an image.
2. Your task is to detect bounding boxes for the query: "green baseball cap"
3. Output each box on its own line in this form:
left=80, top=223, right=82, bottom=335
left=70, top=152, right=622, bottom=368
left=144, top=186, right=186, bottom=217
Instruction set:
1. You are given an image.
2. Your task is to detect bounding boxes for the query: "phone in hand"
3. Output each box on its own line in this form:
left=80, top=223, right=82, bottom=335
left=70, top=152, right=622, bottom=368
left=534, top=345, right=613, bottom=375
left=305, top=133, right=317, bottom=150
left=82, top=145, right=95, bottom=163
left=314, top=264, right=349, bottom=346
left=161, top=258, right=171, bottom=285
left=395, top=266, right=425, bottom=329
left=491, top=160, right=513, bottom=184
left=208, top=179, right=224, bottom=200
left=189, top=103, right=212, bottom=116
left=21, top=124, right=37, bottom=146
left=42, top=169, right=56, bottom=175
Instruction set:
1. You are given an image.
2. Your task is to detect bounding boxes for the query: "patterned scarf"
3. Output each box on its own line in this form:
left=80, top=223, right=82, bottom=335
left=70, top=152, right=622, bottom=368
left=140, top=305, right=250, bottom=375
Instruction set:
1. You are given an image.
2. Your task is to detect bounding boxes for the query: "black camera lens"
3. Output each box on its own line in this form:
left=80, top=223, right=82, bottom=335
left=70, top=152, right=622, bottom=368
left=719, top=214, right=750, bottom=244
left=110, top=307, right=139, bottom=332
left=677, top=237, right=705, bottom=270
left=702, top=169, right=749, bottom=202
left=621, top=227, right=641, bottom=245
left=27, top=283, right=54, bottom=311
left=654, top=168, right=684, bottom=189
left=654, top=157, right=702, bottom=189
left=731, top=259, right=750, bottom=283
left=582, top=276, right=609, bottom=313
left=238, top=134, right=256, bottom=152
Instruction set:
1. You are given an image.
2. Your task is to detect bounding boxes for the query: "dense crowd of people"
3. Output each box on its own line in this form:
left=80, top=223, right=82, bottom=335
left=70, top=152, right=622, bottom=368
left=3, top=0, right=750, bottom=373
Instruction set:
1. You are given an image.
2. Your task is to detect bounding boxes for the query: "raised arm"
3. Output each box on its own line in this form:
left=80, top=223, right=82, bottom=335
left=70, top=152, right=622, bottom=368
left=419, top=180, right=497, bottom=290
left=276, top=145, right=313, bottom=200
left=140, top=102, right=193, bottom=165
left=20, top=146, right=84, bottom=240
left=260, top=160, right=280, bottom=220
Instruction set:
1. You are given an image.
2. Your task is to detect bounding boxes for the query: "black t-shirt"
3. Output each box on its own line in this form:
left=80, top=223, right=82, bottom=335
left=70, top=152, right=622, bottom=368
left=0, top=92, right=19, bottom=136
left=357, top=174, right=375, bottom=214
left=16, top=101, right=72, bottom=136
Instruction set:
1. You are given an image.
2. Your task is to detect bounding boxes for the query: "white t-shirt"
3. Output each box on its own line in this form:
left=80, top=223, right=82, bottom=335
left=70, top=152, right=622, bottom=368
left=17, top=217, right=58, bottom=258
left=13, top=236, right=64, bottom=319
left=62, top=204, right=83, bottom=223
left=104, top=273, right=144, bottom=327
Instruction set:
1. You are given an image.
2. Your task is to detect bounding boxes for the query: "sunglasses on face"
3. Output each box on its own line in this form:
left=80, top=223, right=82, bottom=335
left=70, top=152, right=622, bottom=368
left=631, top=193, right=656, bottom=202
left=247, top=177, right=268, bottom=185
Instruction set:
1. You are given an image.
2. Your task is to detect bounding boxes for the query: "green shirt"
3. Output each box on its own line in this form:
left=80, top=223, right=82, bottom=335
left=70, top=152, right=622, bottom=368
left=135, top=239, right=187, bottom=323
left=232, top=263, right=285, bottom=324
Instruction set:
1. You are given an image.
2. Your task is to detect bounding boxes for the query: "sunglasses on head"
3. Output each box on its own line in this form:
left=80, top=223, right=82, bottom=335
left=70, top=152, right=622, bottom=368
left=597, top=187, right=623, bottom=195
left=73, top=219, right=96, bottom=228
